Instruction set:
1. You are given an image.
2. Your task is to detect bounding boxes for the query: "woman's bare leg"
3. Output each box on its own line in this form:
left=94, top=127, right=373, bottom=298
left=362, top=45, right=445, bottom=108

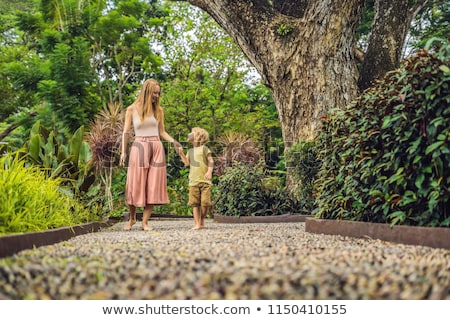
left=124, top=205, right=137, bottom=230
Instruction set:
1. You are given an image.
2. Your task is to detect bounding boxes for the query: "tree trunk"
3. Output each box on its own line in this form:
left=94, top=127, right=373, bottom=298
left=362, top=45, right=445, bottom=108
left=176, top=0, right=428, bottom=187
left=180, top=0, right=428, bottom=141
left=358, top=0, right=429, bottom=90
left=185, top=0, right=364, bottom=143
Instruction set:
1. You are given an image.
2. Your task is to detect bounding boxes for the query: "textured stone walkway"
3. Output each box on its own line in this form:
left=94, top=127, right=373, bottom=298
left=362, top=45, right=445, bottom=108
left=0, top=219, right=449, bottom=299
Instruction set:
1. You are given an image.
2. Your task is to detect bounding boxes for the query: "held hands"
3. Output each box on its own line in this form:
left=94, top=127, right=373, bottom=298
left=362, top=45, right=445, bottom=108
left=119, top=153, right=127, bottom=166
left=120, top=140, right=183, bottom=165
left=172, top=140, right=183, bottom=155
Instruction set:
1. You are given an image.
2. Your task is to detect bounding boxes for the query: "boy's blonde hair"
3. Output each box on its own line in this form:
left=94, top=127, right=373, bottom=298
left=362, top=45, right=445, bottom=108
left=192, top=127, right=209, bottom=146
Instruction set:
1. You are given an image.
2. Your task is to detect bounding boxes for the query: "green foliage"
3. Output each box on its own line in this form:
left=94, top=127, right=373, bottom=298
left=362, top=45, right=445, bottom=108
left=160, top=3, right=278, bottom=144
left=154, top=168, right=191, bottom=216
left=284, top=140, right=322, bottom=211
left=0, top=46, right=48, bottom=123
left=409, top=1, right=450, bottom=50
left=24, top=121, right=92, bottom=182
left=276, top=23, right=293, bottom=36
left=357, top=0, right=374, bottom=40
left=0, top=0, right=39, bottom=14
left=214, top=132, right=264, bottom=177
left=0, top=155, right=92, bottom=235
left=214, top=162, right=301, bottom=217
left=21, top=121, right=104, bottom=218
left=38, top=37, right=99, bottom=132
left=90, top=0, right=167, bottom=107
left=315, top=38, right=450, bottom=227
left=1, top=0, right=167, bottom=136
left=214, top=162, right=269, bottom=217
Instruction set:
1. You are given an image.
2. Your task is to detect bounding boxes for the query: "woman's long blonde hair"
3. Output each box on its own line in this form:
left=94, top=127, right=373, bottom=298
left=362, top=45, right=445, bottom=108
left=135, top=78, right=163, bottom=122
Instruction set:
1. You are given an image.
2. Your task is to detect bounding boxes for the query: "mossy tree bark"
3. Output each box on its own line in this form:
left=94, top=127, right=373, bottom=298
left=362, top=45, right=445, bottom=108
left=358, top=0, right=429, bottom=90
left=177, top=0, right=428, bottom=143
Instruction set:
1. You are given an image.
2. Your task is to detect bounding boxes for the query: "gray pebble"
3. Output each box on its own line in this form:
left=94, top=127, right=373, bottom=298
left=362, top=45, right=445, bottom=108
left=0, top=220, right=448, bottom=299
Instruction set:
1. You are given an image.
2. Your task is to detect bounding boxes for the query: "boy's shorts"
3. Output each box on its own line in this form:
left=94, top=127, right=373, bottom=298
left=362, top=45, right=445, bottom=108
left=188, top=183, right=212, bottom=207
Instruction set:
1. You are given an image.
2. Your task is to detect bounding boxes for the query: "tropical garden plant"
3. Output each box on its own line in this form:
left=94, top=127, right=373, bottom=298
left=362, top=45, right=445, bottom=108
left=213, top=160, right=302, bottom=217
left=85, top=103, right=124, bottom=213
left=22, top=121, right=96, bottom=195
left=315, top=37, right=450, bottom=227
left=1, top=0, right=448, bottom=229
left=0, top=154, right=92, bottom=235
left=213, top=131, right=264, bottom=177
left=284, top=140, right=322, bottom=212
left=213, top=132, right=305, bottom=217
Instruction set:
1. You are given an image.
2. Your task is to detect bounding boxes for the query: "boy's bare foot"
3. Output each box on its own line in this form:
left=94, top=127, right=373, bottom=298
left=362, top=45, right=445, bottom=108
left=191, top=226, right=203, bottom=230
left=123, top=220, right=136, bottom=231
left=142, top=224, right=152, bottom=231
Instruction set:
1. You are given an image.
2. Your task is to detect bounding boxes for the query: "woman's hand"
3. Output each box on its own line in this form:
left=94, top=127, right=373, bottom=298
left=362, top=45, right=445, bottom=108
left=172, top=140, right=182, bottom=154
left=119, top=153, right=127, bottom=166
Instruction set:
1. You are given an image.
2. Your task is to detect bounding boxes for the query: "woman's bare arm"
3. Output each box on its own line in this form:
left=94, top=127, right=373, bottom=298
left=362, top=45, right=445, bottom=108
left=158, top=108, right=182, bottom=153
left=120, top=107, right=133, bottom=166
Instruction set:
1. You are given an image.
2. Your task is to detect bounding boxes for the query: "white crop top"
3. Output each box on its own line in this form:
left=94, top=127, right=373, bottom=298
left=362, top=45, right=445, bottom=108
left=132, top=109, right=159, bottom=136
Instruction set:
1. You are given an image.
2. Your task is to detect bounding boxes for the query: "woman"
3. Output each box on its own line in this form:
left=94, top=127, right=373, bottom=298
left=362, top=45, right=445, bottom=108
left=119, top=79, right=181, bottom=231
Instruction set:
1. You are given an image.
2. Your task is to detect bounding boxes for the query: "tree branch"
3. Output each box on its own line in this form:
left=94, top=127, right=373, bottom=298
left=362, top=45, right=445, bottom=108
left=273, top=0, right=308, bottom=17
left=358, top=0, right=429, bottom=90
left=409, top=0, right=430, bottom=17
left=0, top=112, right=38, bottom=142
left=354, top=47, right=365, bottom=64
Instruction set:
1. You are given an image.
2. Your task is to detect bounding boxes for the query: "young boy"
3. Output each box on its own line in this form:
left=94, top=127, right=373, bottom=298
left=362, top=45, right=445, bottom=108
left=179, top=127, right=214, bottom=230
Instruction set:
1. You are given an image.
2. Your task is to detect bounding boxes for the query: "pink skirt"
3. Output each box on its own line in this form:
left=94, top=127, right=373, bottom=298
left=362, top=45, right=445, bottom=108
left=125, top=136, right=169, bottom=207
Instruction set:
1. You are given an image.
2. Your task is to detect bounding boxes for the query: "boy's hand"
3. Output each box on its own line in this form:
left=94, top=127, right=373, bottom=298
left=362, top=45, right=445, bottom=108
left=204, top=172, right=212, bottom=180
left=172, top=140, right=182, bottom=154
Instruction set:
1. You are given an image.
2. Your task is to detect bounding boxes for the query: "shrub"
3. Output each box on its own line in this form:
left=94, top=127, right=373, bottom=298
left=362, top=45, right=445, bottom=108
left=20, top=121, right=103, bottom=219
left=154, top=168, right=192, bottom=216
left=0, top=155, right=92, bottom=235
left=85, top=103, right=123, bottom=212
left=284, top=140, right=321, bottom=211
left=213, top=161, right=301, bottom=216
left=214, top=132, right=263, bottom=176
left=315, top=38, right=450, bottom=227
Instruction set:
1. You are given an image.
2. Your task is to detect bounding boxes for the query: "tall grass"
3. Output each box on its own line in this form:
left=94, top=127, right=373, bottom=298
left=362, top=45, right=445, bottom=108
left=0, top=155, right=90, bottom=235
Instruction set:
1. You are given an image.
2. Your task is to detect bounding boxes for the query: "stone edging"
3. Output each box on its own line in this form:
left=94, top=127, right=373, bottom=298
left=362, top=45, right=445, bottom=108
left=122, top=212, right=192, bottom=221
left=2, top=216, right=448, bottom=258
left=213, top=214, right=308, bottom=223
left=305, top=217, right=450, bottom=250
left=0, top=221, right=115, bottom=258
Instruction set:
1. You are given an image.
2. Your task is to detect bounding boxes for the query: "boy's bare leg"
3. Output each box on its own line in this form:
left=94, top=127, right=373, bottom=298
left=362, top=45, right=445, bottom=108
left=124, top=205, right=137, bottom=230
left=142, top=204, right=153, bottom=231
left=192, top=206, right=202, bottom=230
left=200, top=206, right=209, bottom=228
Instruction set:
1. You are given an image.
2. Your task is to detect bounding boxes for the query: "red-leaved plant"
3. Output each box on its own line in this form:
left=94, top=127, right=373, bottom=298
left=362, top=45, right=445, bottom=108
left=85, top=103, right=124, bottom=211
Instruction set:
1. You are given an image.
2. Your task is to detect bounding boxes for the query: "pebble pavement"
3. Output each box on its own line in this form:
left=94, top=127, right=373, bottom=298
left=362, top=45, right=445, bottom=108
left=0, top=219, right=449, bottom=299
